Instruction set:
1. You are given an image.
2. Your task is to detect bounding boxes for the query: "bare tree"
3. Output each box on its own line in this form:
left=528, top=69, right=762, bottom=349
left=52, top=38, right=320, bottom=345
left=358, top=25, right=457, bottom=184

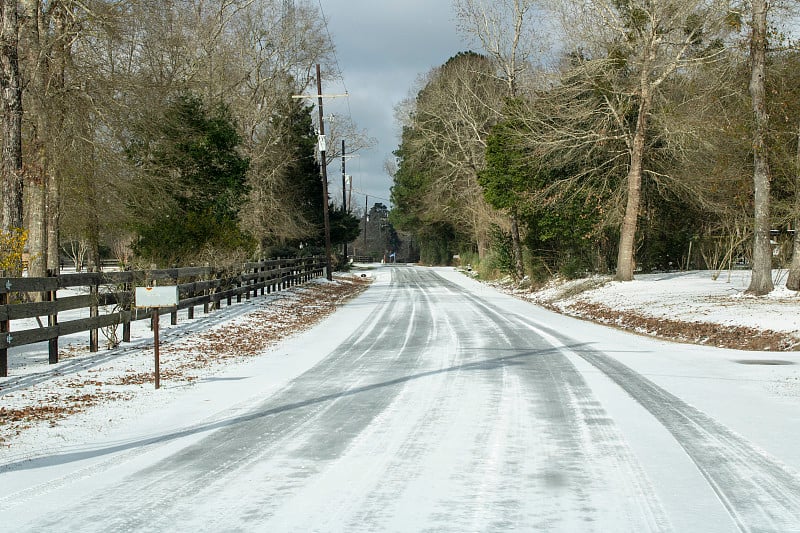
left=3, top=0, right=344, bottom=272
left=536, top=0, right=737, bottom=281
left=454, top=0, right=542, bottom=279
left=785, top=125, right=800, bottom=289
left=223, top=0, right=337, bottom=250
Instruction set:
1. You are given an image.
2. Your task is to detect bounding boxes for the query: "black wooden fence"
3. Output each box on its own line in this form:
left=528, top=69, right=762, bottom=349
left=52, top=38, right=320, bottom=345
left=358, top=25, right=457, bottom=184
left=0, top=257, right=325, bottom=377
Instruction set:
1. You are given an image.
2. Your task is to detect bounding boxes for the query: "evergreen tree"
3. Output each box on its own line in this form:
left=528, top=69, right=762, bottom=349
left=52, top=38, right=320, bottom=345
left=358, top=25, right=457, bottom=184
left=283, top=99, right=325, bottom=243
left=127, top=93, right=253, bottom=266
left=329, top=206, right=361, bottom=247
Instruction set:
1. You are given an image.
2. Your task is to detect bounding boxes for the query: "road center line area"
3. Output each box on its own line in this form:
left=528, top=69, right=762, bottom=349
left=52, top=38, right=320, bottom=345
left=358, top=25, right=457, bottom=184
left=2, top=266, right=799, bottom=532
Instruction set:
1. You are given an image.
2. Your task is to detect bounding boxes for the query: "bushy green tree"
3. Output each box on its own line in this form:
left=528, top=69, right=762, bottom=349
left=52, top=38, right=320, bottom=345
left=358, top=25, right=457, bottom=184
left=127, top=93, right=253, bottom=266
left=481, top=112, right=608, bottom=276
left=283, top=99, right=325, bottom=245
left=329, top=205, right=361, bottom=248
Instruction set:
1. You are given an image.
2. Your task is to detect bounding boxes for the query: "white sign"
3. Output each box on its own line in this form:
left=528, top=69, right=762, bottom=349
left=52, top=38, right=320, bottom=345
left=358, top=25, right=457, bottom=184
left=135, top=286, right=179, bottom=308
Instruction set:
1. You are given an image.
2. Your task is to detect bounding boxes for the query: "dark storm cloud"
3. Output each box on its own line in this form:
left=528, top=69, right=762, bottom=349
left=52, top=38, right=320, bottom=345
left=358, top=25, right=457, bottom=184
left=319, top=0, right=467, bottom=210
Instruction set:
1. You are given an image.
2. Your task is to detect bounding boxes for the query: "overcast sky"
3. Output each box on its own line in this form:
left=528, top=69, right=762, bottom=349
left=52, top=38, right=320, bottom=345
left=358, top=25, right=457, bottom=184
left=318, top=0, right=469, bottom=211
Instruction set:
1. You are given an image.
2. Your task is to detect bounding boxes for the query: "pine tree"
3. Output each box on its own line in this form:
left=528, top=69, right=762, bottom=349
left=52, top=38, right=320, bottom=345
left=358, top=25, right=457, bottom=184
left=127, top=93, right=253, bottom=266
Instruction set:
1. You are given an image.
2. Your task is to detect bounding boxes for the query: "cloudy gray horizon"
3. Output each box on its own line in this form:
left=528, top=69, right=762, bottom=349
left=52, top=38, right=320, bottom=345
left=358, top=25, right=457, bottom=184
left=319, top=0, right=469, bottom=212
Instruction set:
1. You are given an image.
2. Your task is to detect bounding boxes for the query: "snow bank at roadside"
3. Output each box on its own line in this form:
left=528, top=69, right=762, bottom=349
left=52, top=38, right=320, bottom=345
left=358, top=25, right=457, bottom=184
left=496, top=269, right=800, bottom=351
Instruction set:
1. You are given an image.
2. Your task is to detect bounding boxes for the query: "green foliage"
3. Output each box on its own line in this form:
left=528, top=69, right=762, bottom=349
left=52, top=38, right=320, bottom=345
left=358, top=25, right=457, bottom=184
left=128, top=93, right=253, bottom=266
left=329, top=206, right=361, bottom=246
left=390, top=126, right=434, bottom=233
left=487, top=225, right=514, bottom=276
left=636, top=187, right=703, bottom=272
left=480, top=108, right=610, bottom=276
left=358, top=202, right=404, bottom=261
left=480, top=112, right=530, bottom=213
left=133, top=211, right=254, bottom=266
left=282, top=100, right=324, bottom=243
left=417, top=223, right=456, bottom=266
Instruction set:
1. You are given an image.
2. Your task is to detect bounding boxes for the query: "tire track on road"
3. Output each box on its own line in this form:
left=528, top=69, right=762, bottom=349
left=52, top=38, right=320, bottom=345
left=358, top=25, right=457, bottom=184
left=521, top=316, right=800, bottom=533
left=413, top=270, right=671, bottom=531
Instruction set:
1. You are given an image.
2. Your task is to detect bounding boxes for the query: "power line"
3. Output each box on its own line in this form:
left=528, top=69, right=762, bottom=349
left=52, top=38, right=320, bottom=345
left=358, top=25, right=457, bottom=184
left=350, top=190, right=392, bottom=204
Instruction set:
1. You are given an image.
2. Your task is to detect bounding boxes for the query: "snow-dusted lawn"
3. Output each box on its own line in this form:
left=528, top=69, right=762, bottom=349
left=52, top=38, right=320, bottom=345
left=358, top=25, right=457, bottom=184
left=568, top=270, right=798, bottom=330
left=1, top=275, right=370, bottom=457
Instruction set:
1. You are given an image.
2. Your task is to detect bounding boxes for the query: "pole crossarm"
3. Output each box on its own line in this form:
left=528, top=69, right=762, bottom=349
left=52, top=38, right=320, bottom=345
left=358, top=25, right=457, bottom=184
left=291, top=93, right=349, bottom=99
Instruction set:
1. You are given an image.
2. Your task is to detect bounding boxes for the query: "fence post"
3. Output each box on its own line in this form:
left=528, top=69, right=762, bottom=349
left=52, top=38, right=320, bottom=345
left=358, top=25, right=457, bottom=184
left=47, top=270, right=58, bottom=364
left=1, top=291, right=8, bottom=377
left=89, top=280, right=99, bottom=352
left=259, top=264, right=265, bottom=296
left=123, top=275, right=132, bottom=343
left=188, top=279, right=195, bottom=319
left=171, top=273, right=179, bottom=325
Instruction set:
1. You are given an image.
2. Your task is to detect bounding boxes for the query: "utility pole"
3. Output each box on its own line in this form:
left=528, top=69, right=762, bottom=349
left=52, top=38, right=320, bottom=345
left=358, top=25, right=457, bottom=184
left=342, top=139, right=347, bottom=261
left=292, top=66, right=347, bottom=280
left=315, top=64, right=333, bottom=280
left=364, top=195, right=368, bottom=252
left=348, top=176, right=353, bottom=215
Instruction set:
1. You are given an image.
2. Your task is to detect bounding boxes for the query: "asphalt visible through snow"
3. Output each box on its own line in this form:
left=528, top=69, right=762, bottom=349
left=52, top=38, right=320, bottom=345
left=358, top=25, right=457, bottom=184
left=3, top=267, right=800, bottom=532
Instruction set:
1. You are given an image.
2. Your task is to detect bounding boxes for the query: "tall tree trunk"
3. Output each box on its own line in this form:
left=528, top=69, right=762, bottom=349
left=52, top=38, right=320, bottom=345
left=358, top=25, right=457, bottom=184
left=46, top=163, right=60, bottom=274
left=21, top=0, right=48, bottom=278
left=46, top=5, right=70, bottom=276
left=85, top=141, right=101, bottom=272
left=746, top=0, right=774, bottom=295
left=616, top=81, right=652, bottom=282
left=0, top=0, right=23, bottom=232
left=24, top=163, right=47, bottom=278
left=787, top=222, right=800, bottom=290
left=786, top=127, right=800, bottom=291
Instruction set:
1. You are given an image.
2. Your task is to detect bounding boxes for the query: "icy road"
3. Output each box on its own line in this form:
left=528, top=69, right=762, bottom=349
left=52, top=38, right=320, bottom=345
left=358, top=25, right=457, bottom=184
left=3, top=266, right=800, bottom=532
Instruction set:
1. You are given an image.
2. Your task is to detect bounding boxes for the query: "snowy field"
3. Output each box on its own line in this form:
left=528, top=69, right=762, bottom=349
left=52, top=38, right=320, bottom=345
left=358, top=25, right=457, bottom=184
left=1, top=266, right=799, bottom=532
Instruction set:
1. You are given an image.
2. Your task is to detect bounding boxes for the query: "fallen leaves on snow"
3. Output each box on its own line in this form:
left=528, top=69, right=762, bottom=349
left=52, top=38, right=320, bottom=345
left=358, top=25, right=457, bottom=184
left=0, top=277, right=369, bottom=447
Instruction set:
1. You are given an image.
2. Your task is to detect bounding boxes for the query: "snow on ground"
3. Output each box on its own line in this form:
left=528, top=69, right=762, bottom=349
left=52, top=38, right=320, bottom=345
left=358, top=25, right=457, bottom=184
left=510, top=268, right=799, bottom=331
left=2, top=266, right=800, bottom=532
left=0, top=273, right=371, bottom=462
left=2, top=266, right=799, bottom=465
left=499, top=269, right=800, bottom=351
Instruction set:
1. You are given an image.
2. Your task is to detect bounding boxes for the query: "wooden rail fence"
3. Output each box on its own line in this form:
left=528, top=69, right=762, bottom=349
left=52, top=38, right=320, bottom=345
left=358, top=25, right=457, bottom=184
left=0, top=257, right=325, bottom=377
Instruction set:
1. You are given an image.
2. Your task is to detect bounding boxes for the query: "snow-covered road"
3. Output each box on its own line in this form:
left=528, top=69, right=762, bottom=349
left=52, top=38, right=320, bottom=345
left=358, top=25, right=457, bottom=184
left=2, top=266, right=800, bottom=532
